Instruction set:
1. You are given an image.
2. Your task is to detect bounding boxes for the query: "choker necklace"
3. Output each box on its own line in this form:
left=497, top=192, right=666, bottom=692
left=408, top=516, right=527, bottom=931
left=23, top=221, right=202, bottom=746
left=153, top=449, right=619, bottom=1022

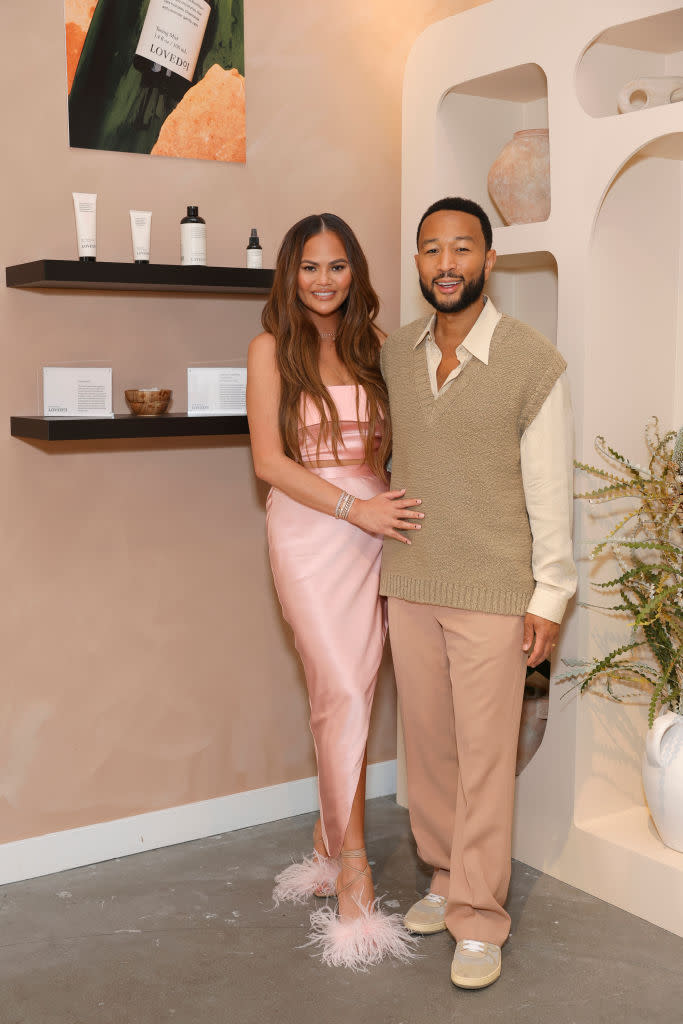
left=318, top=330, right=336, bottom=339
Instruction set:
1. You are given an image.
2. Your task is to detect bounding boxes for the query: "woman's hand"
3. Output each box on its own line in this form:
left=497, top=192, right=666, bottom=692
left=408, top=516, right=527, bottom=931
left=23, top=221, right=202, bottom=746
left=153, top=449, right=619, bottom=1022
left=348, top=488, right=423, bottom=543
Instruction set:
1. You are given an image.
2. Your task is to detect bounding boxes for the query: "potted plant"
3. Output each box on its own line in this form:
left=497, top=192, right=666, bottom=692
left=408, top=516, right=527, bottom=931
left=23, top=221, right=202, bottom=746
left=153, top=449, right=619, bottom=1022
left=559, top=418, right=683, bottom=852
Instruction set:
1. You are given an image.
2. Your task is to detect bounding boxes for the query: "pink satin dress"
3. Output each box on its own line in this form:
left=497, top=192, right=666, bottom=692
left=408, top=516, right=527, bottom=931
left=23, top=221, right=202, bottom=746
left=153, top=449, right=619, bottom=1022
left=266, top=386, right=386, bottom=858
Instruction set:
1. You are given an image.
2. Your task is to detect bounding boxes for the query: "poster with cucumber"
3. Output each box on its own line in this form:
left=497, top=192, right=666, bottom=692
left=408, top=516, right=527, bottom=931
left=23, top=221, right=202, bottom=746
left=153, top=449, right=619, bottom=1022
left=65, top=0, right=246, bottom=162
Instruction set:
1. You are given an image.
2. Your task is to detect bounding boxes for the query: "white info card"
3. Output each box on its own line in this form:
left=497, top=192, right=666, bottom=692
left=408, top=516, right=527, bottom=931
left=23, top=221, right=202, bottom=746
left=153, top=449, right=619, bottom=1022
left=187, top=367, right=247, bottom=416
left=43, top=367, right=113, bottom=417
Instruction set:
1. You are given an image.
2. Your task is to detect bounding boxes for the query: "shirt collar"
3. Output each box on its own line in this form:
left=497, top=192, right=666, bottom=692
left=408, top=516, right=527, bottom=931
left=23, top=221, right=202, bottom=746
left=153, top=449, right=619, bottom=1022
left=413, top=296, right=499, bottom=366
left=414, top=313, right=436, bottom=349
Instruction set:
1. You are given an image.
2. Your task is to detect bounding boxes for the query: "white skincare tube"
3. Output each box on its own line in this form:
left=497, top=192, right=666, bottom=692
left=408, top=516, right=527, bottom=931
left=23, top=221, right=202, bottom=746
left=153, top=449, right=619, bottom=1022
left=72, top=192, right=97, bottom=262
left=130, top=210, right=152, bottom=264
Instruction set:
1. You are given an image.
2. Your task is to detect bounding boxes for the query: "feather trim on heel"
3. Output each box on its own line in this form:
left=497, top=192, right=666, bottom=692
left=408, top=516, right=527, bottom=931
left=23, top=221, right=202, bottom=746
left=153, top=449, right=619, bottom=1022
left=305, top=899, right=419, bottom=970
left=272, top=852, right=340, bottom=906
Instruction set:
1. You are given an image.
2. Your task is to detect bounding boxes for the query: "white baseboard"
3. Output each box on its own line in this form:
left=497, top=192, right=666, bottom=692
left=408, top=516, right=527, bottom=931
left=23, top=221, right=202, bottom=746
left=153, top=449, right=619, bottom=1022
left=0, top=759, right=397, bottom=887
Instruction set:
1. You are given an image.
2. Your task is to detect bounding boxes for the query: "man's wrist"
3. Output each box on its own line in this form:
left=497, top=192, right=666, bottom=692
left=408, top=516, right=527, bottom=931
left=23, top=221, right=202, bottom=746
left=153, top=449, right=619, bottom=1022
left=527, top=584, right=568, bottom=624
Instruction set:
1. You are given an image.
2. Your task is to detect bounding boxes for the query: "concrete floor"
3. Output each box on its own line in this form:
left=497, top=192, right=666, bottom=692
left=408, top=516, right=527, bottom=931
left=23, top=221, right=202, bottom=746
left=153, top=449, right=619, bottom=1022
left=2, top=797, right=682, bottom=1024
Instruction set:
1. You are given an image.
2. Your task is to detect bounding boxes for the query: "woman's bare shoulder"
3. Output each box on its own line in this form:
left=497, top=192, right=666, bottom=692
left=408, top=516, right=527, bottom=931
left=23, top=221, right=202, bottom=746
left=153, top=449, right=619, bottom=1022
left=248, top=332, right=279, bottom=372
left=248, top=330, right=276, bottom=355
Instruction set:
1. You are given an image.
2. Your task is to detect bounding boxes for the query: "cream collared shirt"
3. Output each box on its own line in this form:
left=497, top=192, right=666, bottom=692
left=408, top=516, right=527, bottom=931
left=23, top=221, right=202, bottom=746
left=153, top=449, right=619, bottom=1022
left=415, top=298, right=577, bottom=623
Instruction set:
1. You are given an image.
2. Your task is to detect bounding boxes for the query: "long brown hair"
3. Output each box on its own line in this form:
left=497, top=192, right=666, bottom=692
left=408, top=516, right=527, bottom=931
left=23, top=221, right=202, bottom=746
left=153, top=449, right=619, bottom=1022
left=262, top=213, right=391, bottom=481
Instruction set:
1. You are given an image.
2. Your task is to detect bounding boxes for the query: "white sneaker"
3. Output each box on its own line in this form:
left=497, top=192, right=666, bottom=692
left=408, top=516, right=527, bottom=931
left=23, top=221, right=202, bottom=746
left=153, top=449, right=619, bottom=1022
left=403, top=892, right=447, bottom=934
left=450, top=939, right=501, bottom=989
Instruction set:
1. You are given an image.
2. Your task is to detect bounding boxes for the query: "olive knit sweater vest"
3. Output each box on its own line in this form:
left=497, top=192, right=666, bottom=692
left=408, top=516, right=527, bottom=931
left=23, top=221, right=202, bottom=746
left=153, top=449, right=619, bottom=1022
left=380, top=313, right=566, bottom=616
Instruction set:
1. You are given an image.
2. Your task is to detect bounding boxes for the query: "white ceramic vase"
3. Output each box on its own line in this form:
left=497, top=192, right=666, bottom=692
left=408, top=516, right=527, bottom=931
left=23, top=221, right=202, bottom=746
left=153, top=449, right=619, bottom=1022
left=487, top=128, right=550, bottom=225
left=617, top=76, right=683, bottom=114
left=642, top=709, right=683, bottom=853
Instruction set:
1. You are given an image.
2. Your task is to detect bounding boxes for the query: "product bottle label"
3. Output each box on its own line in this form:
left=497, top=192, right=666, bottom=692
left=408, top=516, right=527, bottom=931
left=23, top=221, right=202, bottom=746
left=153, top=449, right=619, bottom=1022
left=136, top=0, right=211, bottom=83
left=181, top=223, right=207, bottom=265
left=246, top=248, right=262, bottom=270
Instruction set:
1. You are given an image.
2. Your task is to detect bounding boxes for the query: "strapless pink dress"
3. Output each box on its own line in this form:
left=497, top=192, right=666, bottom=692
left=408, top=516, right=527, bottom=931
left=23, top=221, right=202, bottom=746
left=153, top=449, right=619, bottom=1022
left=266, top=386, right=386, bottom=857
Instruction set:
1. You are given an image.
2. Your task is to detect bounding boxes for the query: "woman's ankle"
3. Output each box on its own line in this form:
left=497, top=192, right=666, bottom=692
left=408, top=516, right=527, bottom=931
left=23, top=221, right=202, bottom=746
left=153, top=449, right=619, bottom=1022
left=340, top=842, right=367, bottom=858
left=313, top=818, right=328, bottom=858
left=337, top=859, right=374, bottom=917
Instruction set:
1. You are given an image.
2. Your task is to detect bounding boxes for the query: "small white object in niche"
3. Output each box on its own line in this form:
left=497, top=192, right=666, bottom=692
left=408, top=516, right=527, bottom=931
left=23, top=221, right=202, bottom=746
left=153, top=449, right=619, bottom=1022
left=187, top=367, right=247, bottom=416
left=617, top=76, right=683, bottom=114
left=43, top=367, right=113, bottom=417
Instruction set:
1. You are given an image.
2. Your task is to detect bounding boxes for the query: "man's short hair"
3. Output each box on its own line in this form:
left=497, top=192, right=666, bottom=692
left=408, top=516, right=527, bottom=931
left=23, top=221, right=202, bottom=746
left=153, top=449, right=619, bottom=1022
left=416, top=197, right=493, bottom=252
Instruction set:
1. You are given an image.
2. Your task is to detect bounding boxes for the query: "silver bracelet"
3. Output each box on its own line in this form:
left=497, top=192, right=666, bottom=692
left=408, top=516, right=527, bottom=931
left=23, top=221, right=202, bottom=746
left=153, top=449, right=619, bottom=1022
left=334, top=491, right=349, bottom=518
left=334, top=490, right=356, bottom=520
left=339, top=494, right=356, bottom=521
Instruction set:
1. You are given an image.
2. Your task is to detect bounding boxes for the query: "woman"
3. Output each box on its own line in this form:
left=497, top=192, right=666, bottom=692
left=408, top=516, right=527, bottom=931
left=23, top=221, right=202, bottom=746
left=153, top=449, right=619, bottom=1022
left=247, top=214, right=422, bottom=968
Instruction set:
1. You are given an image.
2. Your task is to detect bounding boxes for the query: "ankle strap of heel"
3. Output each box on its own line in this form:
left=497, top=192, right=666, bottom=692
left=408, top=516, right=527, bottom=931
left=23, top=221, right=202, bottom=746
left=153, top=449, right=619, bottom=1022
left=337, top=847, right=371, bottom=898
left=340, top=847, right=367, bottom=861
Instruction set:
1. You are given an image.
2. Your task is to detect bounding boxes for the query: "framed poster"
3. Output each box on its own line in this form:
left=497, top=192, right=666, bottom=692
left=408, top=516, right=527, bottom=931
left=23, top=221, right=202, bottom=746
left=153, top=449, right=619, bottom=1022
left=65, top=0, right=245, bottom=163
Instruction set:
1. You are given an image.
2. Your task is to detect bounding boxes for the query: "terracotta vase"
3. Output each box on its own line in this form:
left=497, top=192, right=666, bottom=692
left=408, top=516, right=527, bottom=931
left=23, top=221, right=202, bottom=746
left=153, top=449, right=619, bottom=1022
left=487, top=128, right=550, bottom=225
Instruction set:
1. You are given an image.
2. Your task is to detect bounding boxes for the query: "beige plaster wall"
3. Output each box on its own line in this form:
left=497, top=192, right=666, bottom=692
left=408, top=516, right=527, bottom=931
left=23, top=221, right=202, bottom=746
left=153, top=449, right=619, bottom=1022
left=0, top=0, right=487, bottom=844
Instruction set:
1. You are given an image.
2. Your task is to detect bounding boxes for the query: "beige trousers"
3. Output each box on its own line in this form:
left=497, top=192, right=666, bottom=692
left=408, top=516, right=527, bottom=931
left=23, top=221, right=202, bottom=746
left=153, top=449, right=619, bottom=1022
left=388, top=597, right=527, bottom=947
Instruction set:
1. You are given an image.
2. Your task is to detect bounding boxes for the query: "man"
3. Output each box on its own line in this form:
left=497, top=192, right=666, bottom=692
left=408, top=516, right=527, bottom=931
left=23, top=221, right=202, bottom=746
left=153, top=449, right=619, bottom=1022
left=380, top=197, right=576, bottom=989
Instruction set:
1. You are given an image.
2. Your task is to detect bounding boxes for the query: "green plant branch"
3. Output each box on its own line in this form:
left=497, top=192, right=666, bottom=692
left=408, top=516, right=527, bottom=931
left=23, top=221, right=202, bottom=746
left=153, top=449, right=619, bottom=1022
left=566, top=418, right=683, bottom=724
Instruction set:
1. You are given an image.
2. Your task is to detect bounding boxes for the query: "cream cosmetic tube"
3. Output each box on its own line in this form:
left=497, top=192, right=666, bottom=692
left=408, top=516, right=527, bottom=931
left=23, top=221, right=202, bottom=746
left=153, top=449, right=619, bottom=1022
left=72, top=192, right=97, bottom=262
left=130, top=210, right=152, bottom=263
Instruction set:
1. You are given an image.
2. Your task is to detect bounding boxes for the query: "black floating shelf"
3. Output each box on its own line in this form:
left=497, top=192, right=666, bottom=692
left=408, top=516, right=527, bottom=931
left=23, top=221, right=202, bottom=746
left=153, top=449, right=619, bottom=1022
left=5, top=260, right=274, bottom=294
left=11, top=414, right=249, bottom=441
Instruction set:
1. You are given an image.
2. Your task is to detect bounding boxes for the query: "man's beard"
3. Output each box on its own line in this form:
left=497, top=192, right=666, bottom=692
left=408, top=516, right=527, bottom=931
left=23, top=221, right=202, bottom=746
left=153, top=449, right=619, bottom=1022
left=419, top=261, right=487, bottom=314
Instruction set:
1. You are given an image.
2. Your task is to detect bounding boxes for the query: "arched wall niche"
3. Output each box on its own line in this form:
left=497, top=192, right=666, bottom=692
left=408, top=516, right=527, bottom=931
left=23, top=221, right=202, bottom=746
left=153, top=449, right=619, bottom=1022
left=587, top=132, right=683, bottom=458
left=488, top=250, right=557, bottom=345
left=577, top=6, right=683, bottom=119
left=567, top=130, right=683, bottom=905
left=436, top=63, right=549, bottom=230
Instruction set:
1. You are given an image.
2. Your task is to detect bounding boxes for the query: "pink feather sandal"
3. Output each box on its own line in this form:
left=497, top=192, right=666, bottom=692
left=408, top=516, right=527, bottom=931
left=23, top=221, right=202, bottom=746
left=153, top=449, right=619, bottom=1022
left=305, top=847, right=418, bottom=970
left=272, top=851, right=340, bottom=905
left=272, top=819, right=340, bottom=906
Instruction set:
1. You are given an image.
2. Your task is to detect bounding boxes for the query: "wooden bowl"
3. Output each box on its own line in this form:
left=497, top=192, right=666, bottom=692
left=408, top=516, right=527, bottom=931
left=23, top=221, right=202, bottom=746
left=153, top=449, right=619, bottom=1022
left=125, top=388, right=172, bottom=416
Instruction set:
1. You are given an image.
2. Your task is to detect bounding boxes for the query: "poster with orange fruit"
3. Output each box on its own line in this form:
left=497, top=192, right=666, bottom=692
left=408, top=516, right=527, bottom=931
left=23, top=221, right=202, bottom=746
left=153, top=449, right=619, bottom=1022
left=66, top=0, right=246, bottom=163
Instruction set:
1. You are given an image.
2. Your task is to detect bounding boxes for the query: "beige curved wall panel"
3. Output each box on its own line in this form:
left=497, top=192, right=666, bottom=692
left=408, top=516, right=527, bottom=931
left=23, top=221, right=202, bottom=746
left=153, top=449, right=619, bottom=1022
left=403, top=0, right=683, bottom=937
